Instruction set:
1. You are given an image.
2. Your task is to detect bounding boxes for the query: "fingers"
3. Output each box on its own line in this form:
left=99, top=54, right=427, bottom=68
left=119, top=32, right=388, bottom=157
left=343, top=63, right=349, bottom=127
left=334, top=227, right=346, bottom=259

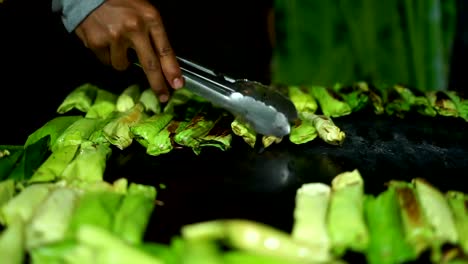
left=148, top=21, right=184, bottom=90
left=76, top=23, right=112, bottom=66
left=131, top=34, right=169, bottom=102
left=110, top=41, right=130, bottom=71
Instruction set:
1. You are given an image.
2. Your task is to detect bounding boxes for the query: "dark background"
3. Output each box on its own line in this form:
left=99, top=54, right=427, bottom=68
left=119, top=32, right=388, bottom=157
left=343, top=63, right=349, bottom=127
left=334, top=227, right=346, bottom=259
left=1, top=0, right=468, bottom=144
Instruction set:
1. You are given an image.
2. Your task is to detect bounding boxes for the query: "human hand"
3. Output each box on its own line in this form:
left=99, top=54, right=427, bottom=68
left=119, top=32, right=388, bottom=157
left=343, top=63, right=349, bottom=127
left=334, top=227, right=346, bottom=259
left=74, top=0, right=183, bottom=102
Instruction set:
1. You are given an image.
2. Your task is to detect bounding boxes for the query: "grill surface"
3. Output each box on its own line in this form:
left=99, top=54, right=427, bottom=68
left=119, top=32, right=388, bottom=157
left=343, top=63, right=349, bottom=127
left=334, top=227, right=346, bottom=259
left=103, top=111, right=468, bottom=244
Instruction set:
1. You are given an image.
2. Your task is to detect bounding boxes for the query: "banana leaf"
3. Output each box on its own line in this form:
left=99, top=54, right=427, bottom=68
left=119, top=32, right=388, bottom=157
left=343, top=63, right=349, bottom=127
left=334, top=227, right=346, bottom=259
left=163, top=88, right=197, bottom=114
left=287, top=86, right=318, bottom=114
left=103, top=103, right=146, bottom=150
left=174, top=104, right=221, bottom=150
left=413, top=178, right=459, bottom=262
left=410, top=89, right=438, bottom=117
left=181, top=219, right=321, bottom=263
left=65, top=191, right=124, bottom=238
left=364, top=189, right=418, bottom=264
left=146, top=120, right=188, bottom=156
left=75, top=225, right=164, bottom=264
left=0, top=182, right=56, bottom=225
left=446, top=191, right=468, bottom=254
left=24, top=116, right=82, bottom=149
left=51, top=117, right=103, bottom=152
left=384, top=85, right=415, bottom=118
left=291, top=183, right=332, bottom=262
left=57, top=83, right=98, bottom=114
left=8, top=136, right=50, bottom=182
left=61, top=141, right=112, bottom=182
left=116, top=84, right=141, bottom=113
left=309, top=86, right=352, bottom=118
left=195, top=113, right=234, bottom=154
left=130, top=113, right=174, bottom=148
left=261, top=135, right=283, bottom=148
left=366, top=84, right=385, bottom=115
left=25, top=187, right=81, bottom=250
left=327, top=170, right=369, bottom=256
left=288, top=119, right=318, bottom=145
left=139, top=89, right=161, bottom=115
left=112, top=183, right=157, bottom=244
left=388, top=181, right=434, bottom=255
left=0, top=179, right=15, bottom=209
left=0, top=220, right=25, bottom=264
left=0, top=145, right=23, bottom=181
left=29, top=144, right=79, bottom=183
left=332, top=82, right=370, bottom=113
left=302, top=113, right=345, bottom=146
left=231, top=119, right=256, bottom=148
left=426, top=91, right=459, bottom=117
left=85, top=88, right=118, bottom=119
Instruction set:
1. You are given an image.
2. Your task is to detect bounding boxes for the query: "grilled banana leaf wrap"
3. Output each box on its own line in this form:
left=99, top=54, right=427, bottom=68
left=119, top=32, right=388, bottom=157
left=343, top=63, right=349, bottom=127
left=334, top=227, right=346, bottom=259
left=309, top=86, right=352, bottom=118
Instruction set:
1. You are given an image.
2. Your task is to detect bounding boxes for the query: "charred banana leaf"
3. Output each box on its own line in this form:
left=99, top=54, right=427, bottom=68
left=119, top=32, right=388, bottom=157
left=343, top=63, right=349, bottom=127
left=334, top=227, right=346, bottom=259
left=147, top=102, right=203, bottom=156
left=57, top=83, right=98, bottom=114
left=146, top=120, right=189, bottom=156
left=116, top=84, right=141, bottom=113
left=365, top=83, right=385, bottom=115
left=406, top=89, right=437, bottom=117
left=174, top=104, right=221, bottom=150
left=130, top=113, right=174, bottom=148
left=231, top=119, right=256, bottom=148
left=413, top=178, right=459, bottom=262
left=138, top=89, right=161, bottom=115
left=384, top=85, right=415, bottom=118
left=302, top=113, right=345, bottom=146
left=309, top=86, right=352, bottom=117
left=388, top=181, right=435, bottom=255
left=195, top=113, right=234, bottom=154
left=261, top=135, right=283, bottom=148
left=288, top=119, right=318, bottom=145
left=103, top=103, right=146, bottom=150
left=85, top=89, right=118, bottom=119
left=332, top=82, right=370, bottom=113
left=426, top=91, right=459, bottom=117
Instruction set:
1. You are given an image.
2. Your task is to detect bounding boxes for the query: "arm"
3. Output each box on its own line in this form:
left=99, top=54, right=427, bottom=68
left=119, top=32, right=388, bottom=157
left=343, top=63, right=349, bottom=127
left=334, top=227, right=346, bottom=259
left=52, top=0, right=184, bottom=103
left=52, top=0, right=105, bottom=32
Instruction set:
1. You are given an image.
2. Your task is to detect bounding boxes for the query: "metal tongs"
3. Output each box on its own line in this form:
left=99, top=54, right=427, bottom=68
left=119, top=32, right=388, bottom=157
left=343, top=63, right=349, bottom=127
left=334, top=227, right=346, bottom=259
left=177, top=56, right=298, bottom=137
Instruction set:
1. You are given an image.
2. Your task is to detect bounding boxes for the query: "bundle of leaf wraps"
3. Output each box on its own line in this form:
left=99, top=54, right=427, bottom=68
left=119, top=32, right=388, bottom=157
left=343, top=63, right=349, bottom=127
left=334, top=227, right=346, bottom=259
left=307, top=81, right=468, bottom=121
left=232, top=85, right=347, bottom=149
left=53, top=83, right=235, bottom=156
left=175, top=169, right=468, bottom=264
left=52, top=81, right=349, bottom=158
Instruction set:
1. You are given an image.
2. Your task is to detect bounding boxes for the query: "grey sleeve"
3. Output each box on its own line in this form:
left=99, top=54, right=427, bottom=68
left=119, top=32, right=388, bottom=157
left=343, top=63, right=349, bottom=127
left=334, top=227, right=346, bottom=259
left=52, top=0, right=106, bottom=32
